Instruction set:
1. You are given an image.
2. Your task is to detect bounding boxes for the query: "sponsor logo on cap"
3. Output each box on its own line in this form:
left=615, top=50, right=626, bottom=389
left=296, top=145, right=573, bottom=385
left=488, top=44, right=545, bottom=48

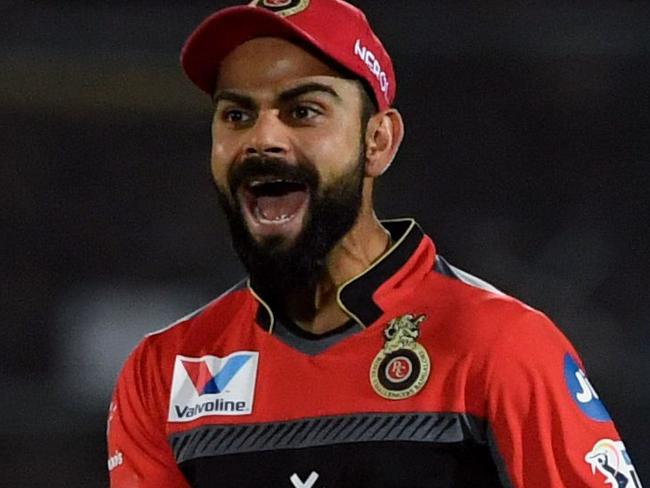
left=354, top=39, right=390, bottom=101
left=370, top=314, right=430, bottom=399
left=168, top=352, right=259, bottom=421
left=564, top=353, right=611, bottom=422
left=250, top=0, right=310, bottom=17
left=585, top=438, right=642, bottom=487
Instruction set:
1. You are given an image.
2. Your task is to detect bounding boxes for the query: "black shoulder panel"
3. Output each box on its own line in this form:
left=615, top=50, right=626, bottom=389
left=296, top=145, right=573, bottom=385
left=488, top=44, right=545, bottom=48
left=434, top=256, right=503, bottom=295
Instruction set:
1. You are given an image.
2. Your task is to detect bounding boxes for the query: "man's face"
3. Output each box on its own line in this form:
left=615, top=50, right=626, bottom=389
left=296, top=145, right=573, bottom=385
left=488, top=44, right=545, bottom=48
left=211, top=37, right=368, bottom=292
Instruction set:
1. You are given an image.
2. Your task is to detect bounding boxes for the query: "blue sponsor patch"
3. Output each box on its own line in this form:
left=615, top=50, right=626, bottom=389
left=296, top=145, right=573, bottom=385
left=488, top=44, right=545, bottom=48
left=564, top=353, right=611, bottom=422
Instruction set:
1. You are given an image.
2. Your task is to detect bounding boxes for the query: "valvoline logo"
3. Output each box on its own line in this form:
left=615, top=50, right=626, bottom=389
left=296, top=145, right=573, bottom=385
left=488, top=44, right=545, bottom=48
left=563, top=353, right=611, bottom=422
left=168, top=352, right=259, bottom=422
left=182, top=355, right=252, bottom=395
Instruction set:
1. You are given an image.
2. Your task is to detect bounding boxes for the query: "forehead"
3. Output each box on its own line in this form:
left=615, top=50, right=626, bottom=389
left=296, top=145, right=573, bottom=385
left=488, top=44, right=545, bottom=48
left=216, top=37, right=359, bottom=97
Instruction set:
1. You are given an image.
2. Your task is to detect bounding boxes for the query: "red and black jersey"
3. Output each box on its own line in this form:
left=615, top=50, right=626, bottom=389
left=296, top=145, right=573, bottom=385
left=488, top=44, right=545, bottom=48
left=107, top=219, right=642, bottom=487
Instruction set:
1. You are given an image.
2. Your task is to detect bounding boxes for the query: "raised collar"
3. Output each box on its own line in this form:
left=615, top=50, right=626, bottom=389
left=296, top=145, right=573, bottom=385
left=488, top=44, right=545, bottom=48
left=250, top=218, right=435, bottom=333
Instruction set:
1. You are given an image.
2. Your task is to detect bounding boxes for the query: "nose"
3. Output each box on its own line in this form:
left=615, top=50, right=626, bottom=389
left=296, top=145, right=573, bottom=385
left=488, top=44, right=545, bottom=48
left=243, top=110, right=290, bottom=158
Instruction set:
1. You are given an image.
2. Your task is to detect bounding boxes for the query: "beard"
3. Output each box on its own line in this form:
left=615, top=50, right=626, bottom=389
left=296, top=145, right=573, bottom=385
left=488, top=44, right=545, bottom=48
left=215, top=150, right=365, bottom=307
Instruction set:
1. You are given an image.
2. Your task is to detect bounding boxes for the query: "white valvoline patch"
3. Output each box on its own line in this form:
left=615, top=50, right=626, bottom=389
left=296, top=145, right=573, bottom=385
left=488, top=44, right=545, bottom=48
left=168, top=352, right=259, bottom=422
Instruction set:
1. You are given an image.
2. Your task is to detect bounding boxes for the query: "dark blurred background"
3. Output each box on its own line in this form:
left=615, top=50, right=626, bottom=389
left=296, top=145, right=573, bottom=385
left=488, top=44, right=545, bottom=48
left=2, top=1, right=648, bottom=486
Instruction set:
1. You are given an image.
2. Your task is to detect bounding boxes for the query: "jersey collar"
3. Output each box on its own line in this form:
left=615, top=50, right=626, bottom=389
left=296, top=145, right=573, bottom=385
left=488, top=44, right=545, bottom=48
left=250, top=218, right=435, bottom=333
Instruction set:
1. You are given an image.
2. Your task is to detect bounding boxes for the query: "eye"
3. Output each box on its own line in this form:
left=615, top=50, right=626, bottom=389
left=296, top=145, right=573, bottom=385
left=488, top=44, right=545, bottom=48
left=290, top=105, right=321, bottom=120
left=222, top=109, right=252, bottom=124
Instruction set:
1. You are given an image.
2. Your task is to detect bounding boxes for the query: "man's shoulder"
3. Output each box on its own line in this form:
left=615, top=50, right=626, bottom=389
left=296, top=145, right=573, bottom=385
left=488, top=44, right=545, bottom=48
left=112, top=279, right=256, bottom=409
left=428, top=254, right=523, bottom=320
left=138, top=279, right=252, bottom=352
left=425, top=255, right=571, bottom=354
left=432, top=255, right=504, bottom=296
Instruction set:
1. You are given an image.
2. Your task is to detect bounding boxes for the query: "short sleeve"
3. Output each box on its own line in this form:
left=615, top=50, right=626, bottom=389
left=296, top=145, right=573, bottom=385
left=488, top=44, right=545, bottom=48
left=486, top=311, right=642, bottom=488
left=107, top=341, right=190, bottom=488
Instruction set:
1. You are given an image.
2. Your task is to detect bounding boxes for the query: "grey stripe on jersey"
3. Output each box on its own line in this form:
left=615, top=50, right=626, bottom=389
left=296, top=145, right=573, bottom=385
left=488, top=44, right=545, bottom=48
left=169, top=412, right=488, bottom=464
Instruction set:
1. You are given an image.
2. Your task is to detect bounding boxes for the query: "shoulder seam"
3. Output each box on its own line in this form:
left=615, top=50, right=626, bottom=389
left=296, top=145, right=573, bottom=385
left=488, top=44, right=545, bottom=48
left=434, top=256, right=504, bottom=295
left=145, top=279, right=248, bottom=338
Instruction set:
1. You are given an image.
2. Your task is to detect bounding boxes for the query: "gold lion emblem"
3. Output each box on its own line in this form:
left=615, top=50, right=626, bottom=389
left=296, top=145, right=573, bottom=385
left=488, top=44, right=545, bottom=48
left=383, top=314, right=426, bottom=352
left=370, top=314, right=430, bottom=400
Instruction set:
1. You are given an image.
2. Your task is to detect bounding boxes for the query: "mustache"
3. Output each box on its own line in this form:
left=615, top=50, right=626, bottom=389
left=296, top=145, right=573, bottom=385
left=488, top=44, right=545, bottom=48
left=228, top=156, right=319, bottom=195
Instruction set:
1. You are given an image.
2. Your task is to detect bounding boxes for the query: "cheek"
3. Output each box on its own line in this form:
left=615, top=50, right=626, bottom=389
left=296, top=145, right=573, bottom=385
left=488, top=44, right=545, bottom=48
left=306, top=126, right=361, bottom=180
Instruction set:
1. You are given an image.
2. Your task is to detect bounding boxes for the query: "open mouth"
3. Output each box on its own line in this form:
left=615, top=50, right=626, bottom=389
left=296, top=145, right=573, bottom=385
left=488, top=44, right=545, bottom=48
left=239, top=178, right=310, bottom=234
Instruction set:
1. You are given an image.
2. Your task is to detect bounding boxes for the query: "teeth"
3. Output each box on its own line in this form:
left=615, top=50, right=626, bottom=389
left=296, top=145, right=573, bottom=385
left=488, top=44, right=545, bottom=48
left=254, top=207, right=293, bottom=224
left=249, top=179, right=287, bottom=187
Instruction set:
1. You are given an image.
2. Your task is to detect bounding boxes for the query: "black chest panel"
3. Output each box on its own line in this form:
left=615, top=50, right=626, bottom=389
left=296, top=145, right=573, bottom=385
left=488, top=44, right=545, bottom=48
left=179, top=441, right=502, bottom=487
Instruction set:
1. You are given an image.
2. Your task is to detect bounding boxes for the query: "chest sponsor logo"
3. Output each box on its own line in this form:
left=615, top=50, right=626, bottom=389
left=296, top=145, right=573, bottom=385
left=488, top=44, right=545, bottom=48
left=563, top=353, right=611, bottom=422
left=370, top=314, right=430, bottom=400
left=249, top=0, right=310, bottom=17
left=585, top=439, right=642, bottom=488
left=168, top=352, right=259, bottom=422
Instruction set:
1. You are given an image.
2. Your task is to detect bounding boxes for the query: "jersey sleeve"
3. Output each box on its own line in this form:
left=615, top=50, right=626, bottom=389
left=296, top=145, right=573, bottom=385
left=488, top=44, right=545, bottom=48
left=485, top=310, right=642, bottom=488
left=107, top=339, right=190, bottom=488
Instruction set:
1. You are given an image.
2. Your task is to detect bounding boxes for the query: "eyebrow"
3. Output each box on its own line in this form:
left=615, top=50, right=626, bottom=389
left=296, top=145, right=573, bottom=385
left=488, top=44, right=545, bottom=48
left=277, top=82, right=342, bottom=104
left=213, top=82, right=342, bottom=108
left=212, top=91, right=256, bottom=110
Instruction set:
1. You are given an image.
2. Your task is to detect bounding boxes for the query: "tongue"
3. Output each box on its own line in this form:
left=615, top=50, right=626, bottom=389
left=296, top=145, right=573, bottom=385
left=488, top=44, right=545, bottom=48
left=256, top=190, right=308, bottom=221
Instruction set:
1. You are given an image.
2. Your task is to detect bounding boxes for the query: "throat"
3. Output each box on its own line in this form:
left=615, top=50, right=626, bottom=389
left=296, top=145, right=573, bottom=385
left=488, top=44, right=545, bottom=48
left=282, top=283, right=352, bottom=335
left=255, top=190, right=306, bottom=221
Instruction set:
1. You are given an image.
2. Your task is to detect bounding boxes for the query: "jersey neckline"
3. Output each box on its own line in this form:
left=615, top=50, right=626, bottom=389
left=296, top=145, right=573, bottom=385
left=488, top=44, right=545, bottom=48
left=249, top=218, right=435, bottom=334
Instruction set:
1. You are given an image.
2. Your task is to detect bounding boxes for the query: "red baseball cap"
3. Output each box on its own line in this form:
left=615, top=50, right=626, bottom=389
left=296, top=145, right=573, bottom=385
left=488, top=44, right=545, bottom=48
left=181, top=0, right=396, bottom=110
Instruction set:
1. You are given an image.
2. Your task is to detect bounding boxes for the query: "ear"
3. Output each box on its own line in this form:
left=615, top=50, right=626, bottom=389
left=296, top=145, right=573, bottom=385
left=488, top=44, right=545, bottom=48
left=364, top=108, right=405, bottom=177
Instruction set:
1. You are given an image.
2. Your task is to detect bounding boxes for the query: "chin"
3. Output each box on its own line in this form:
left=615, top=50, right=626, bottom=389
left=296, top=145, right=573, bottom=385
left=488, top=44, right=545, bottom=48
left=253, top=231, right=301, bottom=254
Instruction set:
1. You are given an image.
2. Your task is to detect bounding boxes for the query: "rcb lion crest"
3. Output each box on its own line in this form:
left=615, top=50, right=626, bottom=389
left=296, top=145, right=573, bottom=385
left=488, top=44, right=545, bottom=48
left=370, top=314, right=430, bottom=400
left=249, top=0, right=310, bottom=17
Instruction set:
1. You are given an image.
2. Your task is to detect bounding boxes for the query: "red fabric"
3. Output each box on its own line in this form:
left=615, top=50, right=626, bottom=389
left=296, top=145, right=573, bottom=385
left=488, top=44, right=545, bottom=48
left=108, top=234, right=629, bottom=487
left=181, top=0, right=396, bottom=110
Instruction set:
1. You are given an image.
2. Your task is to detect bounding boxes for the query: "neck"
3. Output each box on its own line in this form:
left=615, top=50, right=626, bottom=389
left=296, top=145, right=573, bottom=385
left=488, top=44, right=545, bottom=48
left=283, top=207, right=391, bottom=335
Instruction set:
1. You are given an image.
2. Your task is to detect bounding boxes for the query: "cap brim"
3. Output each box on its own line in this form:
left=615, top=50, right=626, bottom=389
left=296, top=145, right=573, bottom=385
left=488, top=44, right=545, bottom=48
left=181, top=6, right=320, bottom=95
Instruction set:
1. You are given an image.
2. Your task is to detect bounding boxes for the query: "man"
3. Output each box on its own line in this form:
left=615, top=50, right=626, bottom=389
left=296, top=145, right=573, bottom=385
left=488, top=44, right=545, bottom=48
left=107, top=1, right=642, bottom=487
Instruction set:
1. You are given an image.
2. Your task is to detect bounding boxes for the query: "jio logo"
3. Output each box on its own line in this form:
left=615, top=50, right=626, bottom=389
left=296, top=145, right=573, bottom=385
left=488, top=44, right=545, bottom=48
left=563, top=353, right=611, bottom=422
left=385, top=356, right=413, bottom=383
